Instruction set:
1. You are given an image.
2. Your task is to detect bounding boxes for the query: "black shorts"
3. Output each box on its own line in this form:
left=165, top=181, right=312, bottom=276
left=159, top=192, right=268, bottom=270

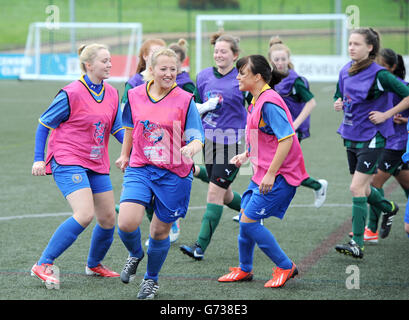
left=378, top=148, right=409, bottom=176
left=346, top=146, right=382, bottom=175
left=204, top=138, right=244, bottom=189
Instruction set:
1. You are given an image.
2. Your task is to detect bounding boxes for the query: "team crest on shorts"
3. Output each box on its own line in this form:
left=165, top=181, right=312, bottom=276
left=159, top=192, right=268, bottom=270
left=72, top=174, right=83, bottom=183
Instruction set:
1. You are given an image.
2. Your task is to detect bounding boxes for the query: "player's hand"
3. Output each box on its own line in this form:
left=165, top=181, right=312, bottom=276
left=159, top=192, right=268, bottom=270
left=230, top=152, right=248, bottom=167
left=393, top=114, right=407, bottom=124
left=334, top=98, right=343, bottom=112
left=368, top=111, right=387, bottom=124
left=32, top=161, right=46, bottom=176
left=180, top=145, right=194, bottom=158
left=196, top=97, right=220, bottom=115
left=181, top=140, right=203, bottom=159
left=259, top=172, right=275, bottom=195
left=115, top=156, right=129, bottom=172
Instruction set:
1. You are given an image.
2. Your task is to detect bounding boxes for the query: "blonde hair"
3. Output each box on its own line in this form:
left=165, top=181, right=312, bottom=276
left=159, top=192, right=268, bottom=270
left=78, top=43, right=109, bottom=74
left=142, top=48, right=177, bottom=82
left=268, top=36, right=294, bottom=70
left=136, top=38, right=166, bottom=73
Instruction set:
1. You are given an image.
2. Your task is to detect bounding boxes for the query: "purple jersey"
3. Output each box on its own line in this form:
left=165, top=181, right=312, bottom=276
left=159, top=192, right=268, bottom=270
left=337, top=61, right=394, bottom=141
left=386, top=77, right=409, bottom=150
left=275, top=69, right=311, bottom=139
left=127, top=73, right=144, bottom=88
left=176, top=71, right=194, bottom=89
left=196, top=67, right=246, bottom=144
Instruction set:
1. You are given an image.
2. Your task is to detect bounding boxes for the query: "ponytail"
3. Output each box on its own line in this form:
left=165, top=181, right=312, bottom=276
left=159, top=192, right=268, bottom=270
left=395, top=54, right=406, bottom=80
left=268, top=36, right=294, bottom=70
left=77, top=43, right=108, bottom=74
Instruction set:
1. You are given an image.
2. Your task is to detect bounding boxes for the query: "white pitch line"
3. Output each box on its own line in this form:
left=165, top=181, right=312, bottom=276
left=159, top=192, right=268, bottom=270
left=0, top=204, right=343, bottom=222
left=1, top=202, right=405, bottom=222
left=0, top=207, right=205, bottom=221
left=0, top=212, right=72, bottom=221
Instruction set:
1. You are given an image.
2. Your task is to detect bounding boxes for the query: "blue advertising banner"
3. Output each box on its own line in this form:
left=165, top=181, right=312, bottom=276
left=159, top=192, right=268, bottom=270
left=0, top=53, right=80, bottom=79
left=0, top=54, right=31, bottom=79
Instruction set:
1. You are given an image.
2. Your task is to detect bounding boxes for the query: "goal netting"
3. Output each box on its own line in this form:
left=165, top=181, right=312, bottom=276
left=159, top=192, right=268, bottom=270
left=19, top=22, right=142, bottom=82
left=195, top=14, right=349, bottom=82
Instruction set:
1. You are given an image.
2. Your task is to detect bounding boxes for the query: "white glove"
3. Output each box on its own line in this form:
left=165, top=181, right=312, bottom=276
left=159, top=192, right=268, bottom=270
left=196, top=97, right=220, bottom=115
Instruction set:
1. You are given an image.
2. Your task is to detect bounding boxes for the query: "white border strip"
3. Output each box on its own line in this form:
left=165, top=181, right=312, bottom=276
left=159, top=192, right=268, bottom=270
left=0, top=203, right=357, bottom=222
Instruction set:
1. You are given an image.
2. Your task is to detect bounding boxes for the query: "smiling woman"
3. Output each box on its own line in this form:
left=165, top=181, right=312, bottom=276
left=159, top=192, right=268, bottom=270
left=115, top=47, right=204, bottom=299
left=78, top=44, right=112, bottom=84
left=219, top=54, right=307, bottom=288
left=179, top=32, right=247, bottom=262
left=145, top=49, right=179, bottom=99
left=30, top=43, right=124, bottom=287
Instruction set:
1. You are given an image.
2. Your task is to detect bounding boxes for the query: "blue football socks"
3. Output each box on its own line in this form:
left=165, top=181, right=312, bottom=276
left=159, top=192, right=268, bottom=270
left=117, top=227, right=144, bottom=259
left=238, top=232, right=256, bottom=273
left=38, top=216, right=85, bottom=265
left=145, top=236, right=170, bottom=282
left=239, top=221, right=293, bottom=270
left=87, top=224, right=115, bottom=268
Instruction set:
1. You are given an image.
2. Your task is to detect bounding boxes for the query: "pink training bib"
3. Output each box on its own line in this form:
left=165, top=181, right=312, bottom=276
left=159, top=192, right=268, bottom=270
left=127, top=83, right=194, bottom=178
left=246, top=88, right=308, bottom=186
left=45, top=80, right=119, bottom=174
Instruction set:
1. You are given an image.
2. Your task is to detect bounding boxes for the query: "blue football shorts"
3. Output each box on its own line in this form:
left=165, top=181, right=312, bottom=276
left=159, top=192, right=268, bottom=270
left=240, top=175, right=296, bottom=221
left=51, top=158, right=112, bottom=198
left=120, top=165, right=193, bottom=223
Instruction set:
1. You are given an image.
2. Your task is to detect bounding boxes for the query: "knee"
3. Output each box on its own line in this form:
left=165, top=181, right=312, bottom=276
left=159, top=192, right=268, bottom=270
left=149, top=222, right=169, bottom=240
left=117, top=203, right=145, bottom=232
left=73, top=210, right=95, bottom=228
left=207, top=184, right=225, bottom=204
left=117, top=213, right=139, bottom=232
left=223, top=189, right=234, bottom=205
left=98, top=212, right=116, bottom=229
left=117, top=215, right=138, bottom=233
left=349, top=184, right=366, bottom=197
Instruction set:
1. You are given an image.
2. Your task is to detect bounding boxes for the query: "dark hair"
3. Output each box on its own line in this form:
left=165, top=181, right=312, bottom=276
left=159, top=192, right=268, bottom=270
left=236, top=54, right=285, bottom=88
left=379, top=48, right=398, bottom=67
left=348, top=27, right=381, bottom=75
left=396, top=54, right=407, bottom=80
left=379, top=48, right=407, bottom=79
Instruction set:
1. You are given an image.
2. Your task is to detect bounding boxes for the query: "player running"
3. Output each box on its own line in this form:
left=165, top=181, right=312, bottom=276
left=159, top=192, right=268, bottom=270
left=115, top=48, right=204, bottom=299
left=218, top=54, right=308, bottom=288
left=31, top=43, right=123, bottom=287
left=333, top=28, right=409, bottom=258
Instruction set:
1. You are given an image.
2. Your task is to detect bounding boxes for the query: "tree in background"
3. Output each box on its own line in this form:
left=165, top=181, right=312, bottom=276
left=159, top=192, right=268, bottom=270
left=178, top=0, right=240, bottom=10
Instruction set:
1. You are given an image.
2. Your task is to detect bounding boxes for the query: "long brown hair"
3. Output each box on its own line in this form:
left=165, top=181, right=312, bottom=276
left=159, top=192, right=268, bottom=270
left=136, top=38, right=166, bottom=73
left=348, top=28, right=380, bottom=75
left=210, top=31, right=240, bottom=57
